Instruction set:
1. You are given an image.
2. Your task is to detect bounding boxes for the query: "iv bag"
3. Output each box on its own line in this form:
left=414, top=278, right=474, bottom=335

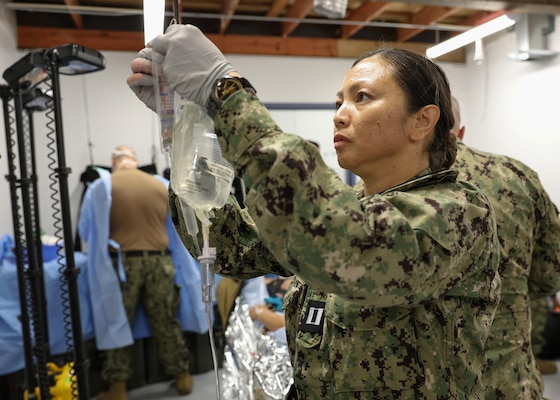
left=170, top=99, right=235, bottom=212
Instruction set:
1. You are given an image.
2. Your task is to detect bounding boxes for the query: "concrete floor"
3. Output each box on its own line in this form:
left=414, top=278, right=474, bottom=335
left=93, top=360, right=560, bottom=400
left=543, top=362, right=560, bottom=400
left=90, top=369, right=219, bottom=400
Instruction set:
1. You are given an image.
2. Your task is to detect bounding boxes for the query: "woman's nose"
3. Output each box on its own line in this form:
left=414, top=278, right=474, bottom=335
left=334, top=104, right=348, bottom=127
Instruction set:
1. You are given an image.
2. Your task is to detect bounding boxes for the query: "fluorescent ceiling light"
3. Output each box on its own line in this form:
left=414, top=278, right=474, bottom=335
left=143, top=0, right=166, bottom=44
left=426, top=14, right=516, bottom=59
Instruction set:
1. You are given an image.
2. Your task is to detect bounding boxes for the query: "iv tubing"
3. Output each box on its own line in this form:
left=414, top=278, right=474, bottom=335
left=198, top=223, right=222, bottom=399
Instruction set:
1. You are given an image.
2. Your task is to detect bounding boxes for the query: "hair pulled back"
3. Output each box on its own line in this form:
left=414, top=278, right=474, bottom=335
left=353, top=48, right=456, bottom=171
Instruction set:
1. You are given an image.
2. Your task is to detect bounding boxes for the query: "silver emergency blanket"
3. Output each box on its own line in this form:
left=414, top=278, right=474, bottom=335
left=221, top=298, right=293, bottom=400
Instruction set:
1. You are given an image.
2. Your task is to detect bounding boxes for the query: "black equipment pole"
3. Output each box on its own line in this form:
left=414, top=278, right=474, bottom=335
left=48, top=59, right=90, bottom=400
left=26, top=107, right=52, bottom=357
left=13, top=91, right=52, bottom=400
left=0, top=85, right=40, bottom=399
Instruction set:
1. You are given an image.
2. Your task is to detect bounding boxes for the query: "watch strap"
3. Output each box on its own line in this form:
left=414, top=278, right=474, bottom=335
left=206, top=76, right=256, bottom=118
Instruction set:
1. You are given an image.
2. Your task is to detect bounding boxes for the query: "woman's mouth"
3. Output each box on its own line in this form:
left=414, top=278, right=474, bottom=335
left=334, top=133, right=350, bottom=149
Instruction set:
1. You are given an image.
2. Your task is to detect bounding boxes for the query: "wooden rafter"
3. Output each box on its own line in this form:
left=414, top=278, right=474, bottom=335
left=394, top=0, right=560, bottom=14
left=282, top=0, right=314, bottom=38
left=341, top=2, right=391, bottom=39
left=63, top=0, right=83, bottom=29
left=441, top=10, right=502, bottom=40
left=16, top=26, right=465, bottom=62
left=220, top=0, right=241, bottom=34
left=396, top=5, right=460, bottom=42
left=12, top=0, right=560, bottom=61
left=267, top=0, right=291, bottom=17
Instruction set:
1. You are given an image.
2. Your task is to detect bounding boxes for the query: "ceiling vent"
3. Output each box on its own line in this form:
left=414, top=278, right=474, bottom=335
left=313, top=0, right=348, bottom=19
left=509, top=14, right=558, bottom=61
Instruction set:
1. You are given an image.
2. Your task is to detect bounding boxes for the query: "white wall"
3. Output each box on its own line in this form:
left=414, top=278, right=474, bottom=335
left=0, top=12, right=558, bottom=238
left=459, top=22, right=560, bottom=210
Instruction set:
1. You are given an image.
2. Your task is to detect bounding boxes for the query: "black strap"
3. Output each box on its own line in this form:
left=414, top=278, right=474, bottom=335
left=109, top=249, right=170, bottom=258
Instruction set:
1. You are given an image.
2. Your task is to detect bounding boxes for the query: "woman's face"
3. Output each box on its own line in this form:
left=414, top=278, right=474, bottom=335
left=333, top=56, right=417, bottom=180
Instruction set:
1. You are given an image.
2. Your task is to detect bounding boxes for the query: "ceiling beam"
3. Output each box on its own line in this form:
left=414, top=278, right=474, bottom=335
left=442, top=10, right=507, bottom=40
left=16, top=26, right=465, bottom=62
left=63, top=0, right=83, bottom=29
left=267, top=0, right=291, bottom=17
left=219, top=0, right=240, bottom=34
left=396, top=5, right=460, bottom=42
left=388, top=0, right=560, bottom=14
left=463, top=10, right=498, bottom=25
left=282, top=0, right=314, bottom=38
left=341, top=1, right=391, bottom=39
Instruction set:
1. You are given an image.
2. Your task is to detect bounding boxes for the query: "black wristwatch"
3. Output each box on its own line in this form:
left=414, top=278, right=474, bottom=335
left=206, top=75, right=256, bottom=118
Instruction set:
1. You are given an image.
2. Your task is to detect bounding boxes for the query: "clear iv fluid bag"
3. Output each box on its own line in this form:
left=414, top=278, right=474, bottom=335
left=170, top=99, right=234, bottom=213
left=176, top=122, right=234, bottom=211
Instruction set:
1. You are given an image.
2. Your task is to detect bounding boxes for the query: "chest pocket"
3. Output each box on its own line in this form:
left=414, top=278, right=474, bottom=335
left=326, top=296, right=425, bottom=393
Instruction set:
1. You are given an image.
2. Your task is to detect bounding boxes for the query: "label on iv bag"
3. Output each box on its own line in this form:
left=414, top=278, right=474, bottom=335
left=178, top=156, right=234, bottom=211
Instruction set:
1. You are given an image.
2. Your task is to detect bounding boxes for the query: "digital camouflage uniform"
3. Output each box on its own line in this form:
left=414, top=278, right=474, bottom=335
left=102, top=253, right=190, bottom=382
left=531, top=297, right=550, bottom=358
left=454, top=140, right=560, bottom=400
left=169, top=91, right=501, bottom=399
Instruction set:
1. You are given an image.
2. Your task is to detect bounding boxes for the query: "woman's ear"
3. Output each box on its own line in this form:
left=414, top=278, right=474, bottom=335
left=410, top=104, right=440, bottom=142
left=457, top=126, right=466, bottom=140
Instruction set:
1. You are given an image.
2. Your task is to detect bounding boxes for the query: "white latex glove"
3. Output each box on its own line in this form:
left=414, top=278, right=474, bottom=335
left=148, top=24, right=234, bottom=106
left=126, top=47, right=157, bottom=112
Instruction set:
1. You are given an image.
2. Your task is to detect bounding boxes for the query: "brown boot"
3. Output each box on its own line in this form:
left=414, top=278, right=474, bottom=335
left=176, top=372, right=193, bottom=395
left=97, top=381, right=128, bottom=400
left=535, top=358, right=558, bottom=375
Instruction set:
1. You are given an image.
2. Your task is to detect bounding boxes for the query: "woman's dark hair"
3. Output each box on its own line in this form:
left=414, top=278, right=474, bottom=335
left=353, top=48, right=456, bottom=171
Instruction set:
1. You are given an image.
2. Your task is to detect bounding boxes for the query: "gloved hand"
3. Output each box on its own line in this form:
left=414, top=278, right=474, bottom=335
left=148, top=24, right=235, bottom=106
left=126, top=47, right=157, bottom=112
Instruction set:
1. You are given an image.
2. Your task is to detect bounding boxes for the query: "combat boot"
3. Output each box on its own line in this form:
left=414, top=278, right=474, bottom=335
left=535, top=357, right=558, bottom=374
left=176, top=372, right=193, bottom=395
left=97, top=381, right=128, bottom=400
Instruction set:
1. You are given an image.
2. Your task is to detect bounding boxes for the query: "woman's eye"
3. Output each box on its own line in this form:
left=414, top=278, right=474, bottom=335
left=335, top=100, right=342, bottom=110
left=356, top=92, right=368, bottom=102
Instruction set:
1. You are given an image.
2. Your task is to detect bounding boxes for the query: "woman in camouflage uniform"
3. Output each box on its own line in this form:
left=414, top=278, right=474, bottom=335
left=128, top=25, right=501, bottom=400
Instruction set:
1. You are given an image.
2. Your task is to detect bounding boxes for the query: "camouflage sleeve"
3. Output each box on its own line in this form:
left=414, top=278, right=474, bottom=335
left=169, top=188, right=291, bottom=279
left=455, top=143, right=560, bottom=299
left=526, top=166, right=560, bottom=296
left=210, top=90, right=498, bottom=307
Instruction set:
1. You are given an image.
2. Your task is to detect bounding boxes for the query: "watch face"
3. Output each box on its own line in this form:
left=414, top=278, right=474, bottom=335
left=217, top=78, right=245, bottom=101
left=207, top=76, right=255, bottom=118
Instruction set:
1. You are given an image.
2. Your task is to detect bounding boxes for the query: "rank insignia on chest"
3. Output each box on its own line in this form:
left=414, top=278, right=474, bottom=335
left=299, top=300, right=325, bottom=333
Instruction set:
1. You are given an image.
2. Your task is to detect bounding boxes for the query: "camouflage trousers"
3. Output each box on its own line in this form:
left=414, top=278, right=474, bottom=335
left=101, top=252, right=190, bottom=384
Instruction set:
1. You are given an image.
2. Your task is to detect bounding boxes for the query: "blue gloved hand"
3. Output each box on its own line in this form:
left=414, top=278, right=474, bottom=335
left=148, top=24, right=235, bottom=106
left=264, top=296, right=283, bottom=312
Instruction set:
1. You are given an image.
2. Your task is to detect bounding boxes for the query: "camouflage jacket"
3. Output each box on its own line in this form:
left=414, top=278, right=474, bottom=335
left=169, top=91, right=501, bottom=399
left=455, top=140, right=560, bottom=400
